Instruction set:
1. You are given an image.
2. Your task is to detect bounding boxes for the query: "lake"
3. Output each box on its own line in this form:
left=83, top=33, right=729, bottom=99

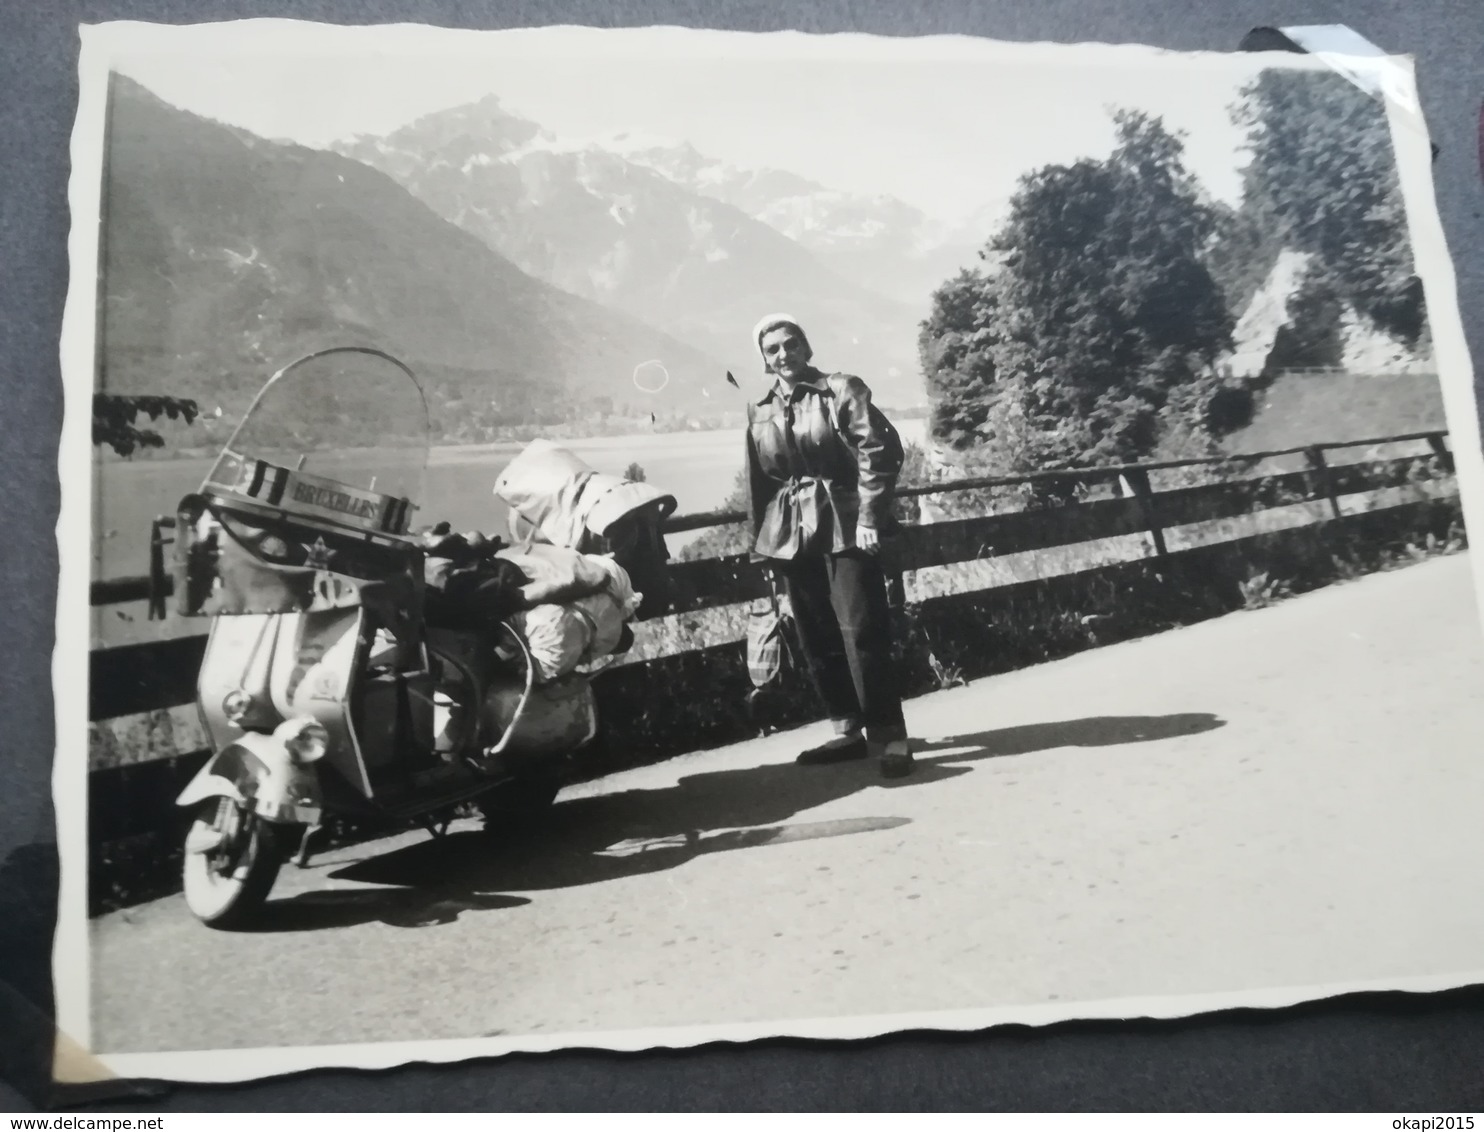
left=89, top=421, right=928, bottom=646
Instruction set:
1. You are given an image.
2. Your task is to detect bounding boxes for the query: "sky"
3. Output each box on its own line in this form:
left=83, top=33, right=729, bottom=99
left=105, top=24, right=1329, bottom=224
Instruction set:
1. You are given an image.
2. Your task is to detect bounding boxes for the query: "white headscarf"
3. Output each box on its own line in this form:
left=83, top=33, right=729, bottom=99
left=751, top=313, right=812, bottom=371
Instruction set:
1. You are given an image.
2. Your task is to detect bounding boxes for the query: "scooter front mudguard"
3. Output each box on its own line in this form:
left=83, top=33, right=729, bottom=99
left=177, top=731, right=323, bottom=826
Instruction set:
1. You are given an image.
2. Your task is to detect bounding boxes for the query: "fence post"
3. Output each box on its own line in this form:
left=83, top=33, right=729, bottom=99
left=146, top=516, right=173, bottom=621
left=1119, top=468, right=1167, bottom=557
left=1306, top=446, right=1343, bottom=521
left=1426, top=432, right=1455, bottom=475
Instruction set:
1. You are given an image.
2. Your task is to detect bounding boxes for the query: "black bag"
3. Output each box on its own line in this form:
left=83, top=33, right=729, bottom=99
left=594, top=507, right=674, bottom=622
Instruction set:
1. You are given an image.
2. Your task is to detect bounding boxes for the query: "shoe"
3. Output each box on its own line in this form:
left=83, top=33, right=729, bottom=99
left=796, top=734, right=868, bottom=765
left=878, top=739, right=915, bottom=779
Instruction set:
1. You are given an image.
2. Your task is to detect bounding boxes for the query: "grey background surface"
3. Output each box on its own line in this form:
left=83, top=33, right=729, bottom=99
left=3, top=0, right=1482, bottom=1112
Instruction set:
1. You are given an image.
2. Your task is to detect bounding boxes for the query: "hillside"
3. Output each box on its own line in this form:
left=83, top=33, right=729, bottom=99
left=333, top=97, right=930, bottom=407
left=1220, top=371, right=1448, bottom=454
left=99, top=75, right=731, bottom=445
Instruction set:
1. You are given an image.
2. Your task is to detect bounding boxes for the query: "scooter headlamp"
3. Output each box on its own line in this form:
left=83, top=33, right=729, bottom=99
left=276, top=717, right=330, bottom=765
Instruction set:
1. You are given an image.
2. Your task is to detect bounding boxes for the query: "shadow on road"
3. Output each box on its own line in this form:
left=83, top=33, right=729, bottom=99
left=247, top=888, right=534, bottom=933
left=302, top=712, right=1223, bottom=927
left=916, top=713, right=1226, bottom=763
left=323, top=813, right=914, bottom=924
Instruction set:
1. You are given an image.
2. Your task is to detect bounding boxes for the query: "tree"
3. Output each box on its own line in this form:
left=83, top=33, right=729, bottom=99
left=918, top=268, right=1003, bottom=449
left=1232, top=68, right=1425, bottom=345
left=623, top=461, right=647, bottom=483
left=928, top=110, right=1234, bottom=483
left=675, top=469, right=750, bottom=561
left=93, top=393, right=199, bottom=457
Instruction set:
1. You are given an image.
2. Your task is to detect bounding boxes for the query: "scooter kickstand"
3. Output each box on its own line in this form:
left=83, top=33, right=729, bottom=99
left=293, top=822, right=321, bottom=869
left=418, top=814, right=453, bottom=841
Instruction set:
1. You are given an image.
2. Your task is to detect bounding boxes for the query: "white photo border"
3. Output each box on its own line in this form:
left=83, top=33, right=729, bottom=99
left=52, top=18, right=1484, bottom=1085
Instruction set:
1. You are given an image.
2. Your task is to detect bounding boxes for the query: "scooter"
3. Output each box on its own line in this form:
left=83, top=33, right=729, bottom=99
left=160, top=347, right=661, bottom=928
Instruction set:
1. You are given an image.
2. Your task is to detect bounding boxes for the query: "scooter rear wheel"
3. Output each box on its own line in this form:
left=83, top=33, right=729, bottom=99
left=182, top=798, right=282, bottom=929
left=476, top=771, right=563, bottom=839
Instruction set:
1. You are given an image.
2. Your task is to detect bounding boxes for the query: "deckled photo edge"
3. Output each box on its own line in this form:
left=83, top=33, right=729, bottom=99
left=69, top=16, right=1343, bottom=69
left=1380, top=52, right=1484, bottom=635
left=93, top=966, right=1484, bottom=1084
left=52, top=22, right=116, bottom=1067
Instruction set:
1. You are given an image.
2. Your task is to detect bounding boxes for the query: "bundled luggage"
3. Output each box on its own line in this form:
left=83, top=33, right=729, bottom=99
left=492, top=439, right=677, bottom=621
left=500, top=544, right=642, bottom=682
left=422, top=440, right=677, bottom=685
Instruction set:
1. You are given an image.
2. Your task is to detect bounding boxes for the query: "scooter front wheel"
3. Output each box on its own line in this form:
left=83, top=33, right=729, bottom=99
left=181, top=798, right=282, bottom=929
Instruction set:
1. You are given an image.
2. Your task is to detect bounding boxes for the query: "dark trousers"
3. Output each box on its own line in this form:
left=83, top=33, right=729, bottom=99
left=778, top=549, right=907, bottom=744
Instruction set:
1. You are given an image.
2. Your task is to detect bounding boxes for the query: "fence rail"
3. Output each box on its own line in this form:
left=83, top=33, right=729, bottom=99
left=90, top=430, right=1454, bottom=610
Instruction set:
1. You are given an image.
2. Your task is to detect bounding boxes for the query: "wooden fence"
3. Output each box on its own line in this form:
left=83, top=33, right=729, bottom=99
left=87, top=429, right=1460, bottom=751
left=81, top=430, right=1464, bottom=908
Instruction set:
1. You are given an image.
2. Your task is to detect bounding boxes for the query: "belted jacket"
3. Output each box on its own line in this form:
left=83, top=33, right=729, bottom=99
left=744, top=369, right=903, bottom=560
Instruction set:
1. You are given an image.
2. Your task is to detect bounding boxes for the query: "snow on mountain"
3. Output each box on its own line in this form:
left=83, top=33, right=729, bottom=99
left=103, top=78, right=731, bottom=437
left=333, top=99, right=946, bottom=405
left=606, top=136, right=989, bottom=304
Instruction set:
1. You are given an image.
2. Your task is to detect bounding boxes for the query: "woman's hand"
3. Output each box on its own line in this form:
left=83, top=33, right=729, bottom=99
left=855, top=524, right=881, bottom=554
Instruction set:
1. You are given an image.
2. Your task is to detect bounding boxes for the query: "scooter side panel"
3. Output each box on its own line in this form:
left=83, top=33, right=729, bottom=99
left=196, top=612, right=288, bottom=753
left=274, top=606, right=375, bottom=799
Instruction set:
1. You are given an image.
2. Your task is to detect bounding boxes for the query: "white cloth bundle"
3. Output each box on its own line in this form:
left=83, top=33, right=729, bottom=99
left=493, top=438, right=676, bottom=549
left=511, top=594, right=622, bottom=684
left=506, top=553, right=644, bottom=683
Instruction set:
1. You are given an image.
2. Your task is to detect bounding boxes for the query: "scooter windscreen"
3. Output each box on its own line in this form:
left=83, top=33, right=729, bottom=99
left=207, top=347, right=430, bottom=517
left=172, top=348, right=432, bottom=617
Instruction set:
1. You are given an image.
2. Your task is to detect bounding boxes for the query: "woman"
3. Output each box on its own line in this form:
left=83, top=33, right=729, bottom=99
left=743, top=313, right=914, bottom=778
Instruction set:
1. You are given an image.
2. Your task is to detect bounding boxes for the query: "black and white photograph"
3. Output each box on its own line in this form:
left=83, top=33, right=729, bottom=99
left=53, top=19, right=1484, bottom=1083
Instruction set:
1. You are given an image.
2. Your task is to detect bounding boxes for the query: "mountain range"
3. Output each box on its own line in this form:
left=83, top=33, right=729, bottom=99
left=99, top=75, right=734, bottom=441
left=103, top=69, right=1436, bottom=458
left=597, top=131, right=996, bottom=305
left=333, top=95, right=984, bottom=405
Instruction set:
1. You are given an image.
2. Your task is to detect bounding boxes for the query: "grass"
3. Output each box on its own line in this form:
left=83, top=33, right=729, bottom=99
left=1239, top=514, right=1468, bottom=613
left=1238, top=570, right=1293, bottom=610
left=1220, top=372, right=1446, bottom=455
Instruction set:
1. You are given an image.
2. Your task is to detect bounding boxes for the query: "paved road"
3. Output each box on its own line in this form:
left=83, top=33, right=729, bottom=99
left=90, top=554, right=1484, bottom=1054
